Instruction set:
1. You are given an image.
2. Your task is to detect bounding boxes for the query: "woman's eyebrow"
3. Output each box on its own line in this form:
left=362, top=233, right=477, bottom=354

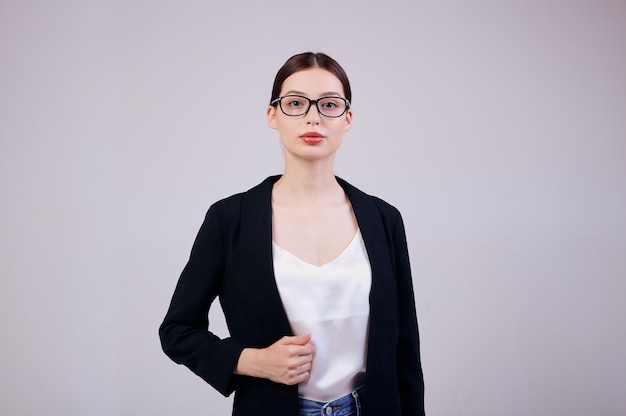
left=283, top=90, right=343, bottom=97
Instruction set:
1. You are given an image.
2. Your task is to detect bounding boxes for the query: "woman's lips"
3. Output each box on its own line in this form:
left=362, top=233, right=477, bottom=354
left=300, top=132, right=325, bottom=144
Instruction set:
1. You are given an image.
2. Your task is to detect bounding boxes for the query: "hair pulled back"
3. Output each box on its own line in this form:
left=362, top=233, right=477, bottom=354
left=270, top=52, right=352, bottom=105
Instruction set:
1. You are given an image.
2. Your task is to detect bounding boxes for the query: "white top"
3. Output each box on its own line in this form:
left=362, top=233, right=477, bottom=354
left=272, top=230, right=372, bottom=402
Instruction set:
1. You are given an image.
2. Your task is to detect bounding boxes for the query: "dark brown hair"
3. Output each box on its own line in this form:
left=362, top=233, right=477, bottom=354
left=270, top=52, right=352, bottom=105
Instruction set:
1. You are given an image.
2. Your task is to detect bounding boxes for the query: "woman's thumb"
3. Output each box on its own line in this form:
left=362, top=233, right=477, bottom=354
left=288, top=333, right=311, bottom=345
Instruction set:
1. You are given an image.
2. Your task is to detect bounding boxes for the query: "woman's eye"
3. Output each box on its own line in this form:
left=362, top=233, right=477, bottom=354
left=322, top=101, right=338, bottom=109
left=287, top=99, right=304, bottom=107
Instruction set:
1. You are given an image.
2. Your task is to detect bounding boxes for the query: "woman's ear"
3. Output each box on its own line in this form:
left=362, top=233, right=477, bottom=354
left=267, top=105, right=278, bottom=129
left=343, top=109, right=353, bottom=132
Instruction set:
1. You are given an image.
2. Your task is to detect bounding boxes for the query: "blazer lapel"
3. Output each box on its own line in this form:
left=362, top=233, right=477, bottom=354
left=338, top=178, right=398, bottom=386
left=237, top=176, right=293, bottom=342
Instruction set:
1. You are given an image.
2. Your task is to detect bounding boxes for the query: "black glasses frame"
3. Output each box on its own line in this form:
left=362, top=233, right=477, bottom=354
left=270, top=94, right=351, bottom=118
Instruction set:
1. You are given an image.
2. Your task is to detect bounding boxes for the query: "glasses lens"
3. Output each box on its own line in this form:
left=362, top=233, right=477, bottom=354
left=317, top=97, right=347, bottom=117
left=280, top=95, right=310, bottom=116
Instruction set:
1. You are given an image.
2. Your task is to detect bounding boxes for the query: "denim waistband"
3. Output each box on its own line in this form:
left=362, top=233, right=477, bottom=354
left=298, top=386, right=364, bottom=416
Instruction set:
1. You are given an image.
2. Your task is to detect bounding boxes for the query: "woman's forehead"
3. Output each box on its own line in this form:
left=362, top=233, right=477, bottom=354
left=280, top=68, right=345, bottom=96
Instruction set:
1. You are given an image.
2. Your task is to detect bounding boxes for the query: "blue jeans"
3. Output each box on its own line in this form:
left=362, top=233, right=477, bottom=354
left=298, top=386, right=364, bottom=416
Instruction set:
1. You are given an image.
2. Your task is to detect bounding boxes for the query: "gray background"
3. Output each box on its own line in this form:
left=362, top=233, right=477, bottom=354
left=1, top=0, right=624, bottom=415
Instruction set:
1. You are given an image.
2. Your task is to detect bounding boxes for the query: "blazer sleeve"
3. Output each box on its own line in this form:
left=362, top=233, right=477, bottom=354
left=392, top=213, right=426, bottom=415
left=159, top=203, right=245, bottom=396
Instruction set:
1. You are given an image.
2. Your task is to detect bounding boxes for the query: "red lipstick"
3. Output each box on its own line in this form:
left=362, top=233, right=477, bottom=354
left=300, top=132, right=325, bottom=144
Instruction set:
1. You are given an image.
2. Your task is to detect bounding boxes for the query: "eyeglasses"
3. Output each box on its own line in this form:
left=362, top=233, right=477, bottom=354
left=271, top=94, right=350, bottom=118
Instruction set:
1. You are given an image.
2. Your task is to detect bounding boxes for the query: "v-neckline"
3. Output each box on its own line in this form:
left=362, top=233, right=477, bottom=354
left=272, top=229, right=361, bottom=268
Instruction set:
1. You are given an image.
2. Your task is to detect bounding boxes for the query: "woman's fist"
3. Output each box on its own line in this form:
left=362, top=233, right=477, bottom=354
left=235, top=334, right=315, bottom=385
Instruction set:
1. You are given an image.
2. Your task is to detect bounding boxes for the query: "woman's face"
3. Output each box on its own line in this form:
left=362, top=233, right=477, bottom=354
left=267, top=67, right=352, bottom=163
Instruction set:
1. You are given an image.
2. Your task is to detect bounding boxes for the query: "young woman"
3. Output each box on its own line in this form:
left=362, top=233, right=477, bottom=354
left=159, top=52, right=425, bottom=416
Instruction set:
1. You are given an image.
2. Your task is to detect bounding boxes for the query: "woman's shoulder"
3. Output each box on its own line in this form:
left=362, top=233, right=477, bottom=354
left=207, top=176, right=278, bottom=214
left=336, top=177, right=404, bottom=226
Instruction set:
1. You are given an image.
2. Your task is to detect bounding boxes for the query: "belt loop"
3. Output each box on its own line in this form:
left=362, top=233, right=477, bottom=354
left=352, top=387, right=362, bottom=415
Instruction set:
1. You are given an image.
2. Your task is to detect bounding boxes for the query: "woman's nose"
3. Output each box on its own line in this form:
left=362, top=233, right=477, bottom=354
left=305, top=103, right=320, bottom=124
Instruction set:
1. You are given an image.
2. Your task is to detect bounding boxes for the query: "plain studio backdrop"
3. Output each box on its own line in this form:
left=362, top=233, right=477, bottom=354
left=1, top=1, right=624, bottom=415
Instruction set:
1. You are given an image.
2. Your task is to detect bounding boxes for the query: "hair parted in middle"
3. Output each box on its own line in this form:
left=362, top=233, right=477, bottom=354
left=269, top=52, right=352, bottom=106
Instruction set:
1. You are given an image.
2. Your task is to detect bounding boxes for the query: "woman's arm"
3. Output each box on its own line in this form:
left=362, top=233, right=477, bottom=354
left=159, top=203, right=316, bottom=394
left=159, top=205, right=245, bottom=396
left=393, top=214, right=426, bottom=415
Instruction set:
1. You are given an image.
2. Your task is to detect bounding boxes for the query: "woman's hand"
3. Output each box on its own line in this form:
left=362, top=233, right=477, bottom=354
left=234, top=334, right=315, bottom=385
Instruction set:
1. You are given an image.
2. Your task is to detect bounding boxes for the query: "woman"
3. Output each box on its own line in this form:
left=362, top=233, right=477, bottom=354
left=159, top=52, right=425, bottom=416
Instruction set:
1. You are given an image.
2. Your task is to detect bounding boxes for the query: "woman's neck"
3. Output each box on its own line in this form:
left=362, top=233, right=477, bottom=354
left=274, top=161, right=344, bottom=205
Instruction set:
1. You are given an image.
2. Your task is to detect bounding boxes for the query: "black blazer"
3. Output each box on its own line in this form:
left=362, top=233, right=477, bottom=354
left=159, top=176, right=425, bottom=415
